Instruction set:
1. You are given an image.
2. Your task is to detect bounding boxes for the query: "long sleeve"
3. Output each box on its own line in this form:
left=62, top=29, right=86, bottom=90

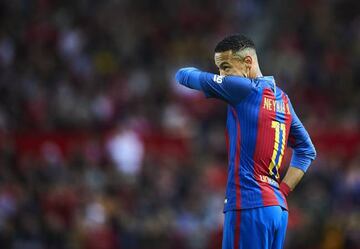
left=288, top=99, right=316, bottom=172
left=175, top=67, right=203, bottom=90
left=175, top=67, right=255, bottom=105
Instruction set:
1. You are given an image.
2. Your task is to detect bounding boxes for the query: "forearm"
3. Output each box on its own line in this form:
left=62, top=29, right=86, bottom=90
left=281, top=166, right=305, bottom=191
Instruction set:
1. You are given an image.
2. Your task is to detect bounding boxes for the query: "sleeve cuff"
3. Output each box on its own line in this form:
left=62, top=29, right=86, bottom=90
left=290, top=154, right=312, bottom=172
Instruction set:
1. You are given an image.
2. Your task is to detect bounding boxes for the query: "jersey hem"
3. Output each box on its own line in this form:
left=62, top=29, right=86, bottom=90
left=223, top=202, right=288, bottom=213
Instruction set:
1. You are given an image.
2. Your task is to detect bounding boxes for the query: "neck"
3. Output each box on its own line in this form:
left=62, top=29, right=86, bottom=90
left=249, top=66, right=263, bottom=79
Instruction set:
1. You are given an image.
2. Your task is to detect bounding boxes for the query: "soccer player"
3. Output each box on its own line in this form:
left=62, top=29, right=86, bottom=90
left=175, top=34, right=316, bottom=249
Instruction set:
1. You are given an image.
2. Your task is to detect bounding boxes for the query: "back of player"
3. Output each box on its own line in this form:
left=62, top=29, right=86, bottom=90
left=222, top=77, right=291, bottom=212
left=221, top=77, right=292, bottom=249
left=175, top=34, right=316, bottom=249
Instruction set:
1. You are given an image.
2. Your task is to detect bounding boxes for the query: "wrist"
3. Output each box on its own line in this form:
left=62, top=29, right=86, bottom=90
left=280, top=182, right=291, bottom=197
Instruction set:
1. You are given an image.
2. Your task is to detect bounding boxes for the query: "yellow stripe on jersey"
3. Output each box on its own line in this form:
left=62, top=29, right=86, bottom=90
left=269, top=121, right=286, bottom=179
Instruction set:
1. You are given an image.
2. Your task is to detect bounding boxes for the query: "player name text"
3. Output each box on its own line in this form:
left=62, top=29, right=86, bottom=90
left=263, top=98, right=290, bottom=114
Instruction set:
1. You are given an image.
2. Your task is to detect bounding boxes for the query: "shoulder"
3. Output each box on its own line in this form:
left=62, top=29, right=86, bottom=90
left=254, top=76, right=275, bottom=90
left=276, top=87, right=290, bottom=102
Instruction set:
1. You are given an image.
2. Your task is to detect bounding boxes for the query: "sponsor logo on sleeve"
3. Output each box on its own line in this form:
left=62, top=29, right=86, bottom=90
left=213, top=75, right=224, bottom=84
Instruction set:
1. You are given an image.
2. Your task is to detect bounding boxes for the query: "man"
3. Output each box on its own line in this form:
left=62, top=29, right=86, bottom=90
left=175, top=34, right=316, bottom=249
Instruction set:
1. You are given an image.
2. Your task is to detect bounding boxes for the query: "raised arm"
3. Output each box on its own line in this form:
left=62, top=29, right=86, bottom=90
left=175, top=67, right=255, bottom=105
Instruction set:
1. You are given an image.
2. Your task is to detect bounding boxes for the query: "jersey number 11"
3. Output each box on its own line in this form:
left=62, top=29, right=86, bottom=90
left=268, top=121, right=286, bottom=179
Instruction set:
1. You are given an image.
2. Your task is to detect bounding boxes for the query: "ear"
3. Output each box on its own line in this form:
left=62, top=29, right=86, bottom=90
left=244, top=56, right=253, bottom=68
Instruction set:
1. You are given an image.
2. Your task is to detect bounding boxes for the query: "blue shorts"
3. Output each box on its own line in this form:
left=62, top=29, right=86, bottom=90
left=222, top=206, right=288, bottom=249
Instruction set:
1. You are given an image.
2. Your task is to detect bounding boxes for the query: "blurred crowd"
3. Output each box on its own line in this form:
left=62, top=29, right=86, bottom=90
left=0, top=0, right=359, bottom=249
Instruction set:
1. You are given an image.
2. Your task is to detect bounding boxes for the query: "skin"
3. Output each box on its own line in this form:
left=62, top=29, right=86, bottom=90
left=281, top=167, right=304, bottom=191
left=214, top=49, right=262, bottom=78
left=214, top=48, right=304, bottom=191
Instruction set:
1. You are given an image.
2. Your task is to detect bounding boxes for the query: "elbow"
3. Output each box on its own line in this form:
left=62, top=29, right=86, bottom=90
left=299, top=138, right=317, bottom=161
left=175, top=69, right=183, bottom=84
left=175, top=68, right=189, bottom=86
left=308, top=141, right=317, bottom=161
left=311, top=147, right=317, bottom=161
left=175, top=67, right=198, bottom=85
left=290, top=140, right=317, bottom=172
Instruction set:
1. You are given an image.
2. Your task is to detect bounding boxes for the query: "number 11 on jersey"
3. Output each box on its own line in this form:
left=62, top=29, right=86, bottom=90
left=268, top=121, right=286, bottom=179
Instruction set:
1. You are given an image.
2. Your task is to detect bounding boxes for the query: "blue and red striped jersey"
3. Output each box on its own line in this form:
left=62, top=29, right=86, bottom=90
left=175, top=67, right=316, bottom=211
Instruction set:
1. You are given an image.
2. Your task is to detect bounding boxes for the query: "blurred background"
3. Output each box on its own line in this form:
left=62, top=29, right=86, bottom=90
left=0, top=0, right=359, bottom=249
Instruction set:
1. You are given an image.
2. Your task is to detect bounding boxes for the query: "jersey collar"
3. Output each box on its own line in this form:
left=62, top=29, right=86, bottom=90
left=256, top=76, right=276, bottom=93
left=257, top=76, right=275, bottom=81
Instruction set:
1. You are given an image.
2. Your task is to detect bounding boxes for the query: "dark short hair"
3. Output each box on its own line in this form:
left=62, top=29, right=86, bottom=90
left=214, top=34, right=255, bottom=53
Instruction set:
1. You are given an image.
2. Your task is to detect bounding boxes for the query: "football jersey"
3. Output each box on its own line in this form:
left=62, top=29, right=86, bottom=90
left=176, top=67, right=316, bottom=211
